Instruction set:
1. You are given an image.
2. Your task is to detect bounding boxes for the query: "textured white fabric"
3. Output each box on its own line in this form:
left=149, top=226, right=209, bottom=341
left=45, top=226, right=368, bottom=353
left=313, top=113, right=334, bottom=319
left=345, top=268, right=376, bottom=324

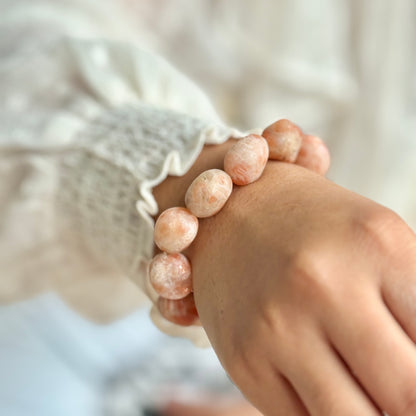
left=0, top=0, right=244, bottom=346
left=2, top=0, right=416, bottom=348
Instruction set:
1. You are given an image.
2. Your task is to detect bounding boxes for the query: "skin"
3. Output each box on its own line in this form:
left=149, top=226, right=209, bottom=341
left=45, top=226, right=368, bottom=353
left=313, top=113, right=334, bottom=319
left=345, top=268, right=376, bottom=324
left=164, top=400, right=263, bottom=416
left=154, top=139, right=416, bottom=416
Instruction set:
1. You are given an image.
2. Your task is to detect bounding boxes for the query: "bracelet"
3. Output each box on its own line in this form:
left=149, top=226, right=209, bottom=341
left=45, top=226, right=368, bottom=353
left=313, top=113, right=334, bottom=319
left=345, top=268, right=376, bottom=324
left=148, top=119, right=330, bottom=326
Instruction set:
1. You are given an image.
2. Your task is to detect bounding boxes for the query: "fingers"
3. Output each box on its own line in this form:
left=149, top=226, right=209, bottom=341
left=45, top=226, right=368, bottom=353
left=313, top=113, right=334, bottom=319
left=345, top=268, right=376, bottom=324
left=260, top=374, right=309, bottom=416
left=277, top=323, right=381, bottom=416
left=325, top=289, right=416, bottom=416
left=164, top=400, right=263, bottom=416
left=164, top=401, right=216, bottom=416
left=381, top=271, right=416, bottom=346
left=380, top=240, right=416, bottom=345
left=232, top=365, right=309, bottom=416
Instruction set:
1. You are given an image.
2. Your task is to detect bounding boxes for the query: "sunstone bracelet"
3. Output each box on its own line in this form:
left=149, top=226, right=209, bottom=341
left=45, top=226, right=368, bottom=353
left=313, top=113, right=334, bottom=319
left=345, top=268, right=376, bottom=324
left=149, top=119, right=330, bottom=326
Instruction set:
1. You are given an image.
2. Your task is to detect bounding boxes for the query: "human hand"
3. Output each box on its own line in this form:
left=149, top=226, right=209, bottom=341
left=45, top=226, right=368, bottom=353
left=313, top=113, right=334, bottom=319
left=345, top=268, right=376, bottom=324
left=184, top=161, right=416, bottom=416
left=163, top=398, right=263, bottom=416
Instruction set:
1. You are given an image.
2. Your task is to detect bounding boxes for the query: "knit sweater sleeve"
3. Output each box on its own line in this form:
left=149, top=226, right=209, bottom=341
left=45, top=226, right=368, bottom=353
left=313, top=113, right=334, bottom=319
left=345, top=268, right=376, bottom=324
left=0, top=1, right=242, bottom=347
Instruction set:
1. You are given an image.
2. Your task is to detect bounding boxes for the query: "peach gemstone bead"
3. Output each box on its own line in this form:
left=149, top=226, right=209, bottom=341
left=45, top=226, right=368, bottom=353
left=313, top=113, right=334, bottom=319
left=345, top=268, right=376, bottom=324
left=154, top=207, right=198, bottom=253
left=223, top=134, right=269, bottom=186
left=185, top=169, right=233, bottom=218
left=158, top=293, right=199, bottom=326
left=149, top=253, right=192, bottom=300
left=296, top=134, right=331, bottom=176
left=262, top=119, right=303, bottom=162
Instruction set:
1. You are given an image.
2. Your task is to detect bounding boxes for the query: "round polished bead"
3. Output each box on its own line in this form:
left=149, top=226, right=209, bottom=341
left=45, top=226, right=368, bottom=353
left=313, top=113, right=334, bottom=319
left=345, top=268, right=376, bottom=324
left=157, top=293, right=200, bottom=326
left=185, top=169, right=233, bottom=218
left=296, top=134, right=331, bottom=176
left=224, top=134, right=269, bottom=185
left=149, top=253, right=192, bottom=300
left=262, top=119, right=303, bottom=162
left=154, top=207, right=198, bottom=253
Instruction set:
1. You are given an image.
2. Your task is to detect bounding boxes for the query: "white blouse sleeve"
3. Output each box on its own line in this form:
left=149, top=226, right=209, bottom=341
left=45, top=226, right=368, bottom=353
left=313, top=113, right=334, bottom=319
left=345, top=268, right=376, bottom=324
left=0, top=0, right=242, bottom=347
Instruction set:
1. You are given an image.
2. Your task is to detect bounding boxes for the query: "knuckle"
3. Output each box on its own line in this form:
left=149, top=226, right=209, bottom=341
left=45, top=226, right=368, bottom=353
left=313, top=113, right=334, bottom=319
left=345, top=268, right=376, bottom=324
left=355, top=207, right=405, bottom=254
left=287, top=250, right=335, bottom=301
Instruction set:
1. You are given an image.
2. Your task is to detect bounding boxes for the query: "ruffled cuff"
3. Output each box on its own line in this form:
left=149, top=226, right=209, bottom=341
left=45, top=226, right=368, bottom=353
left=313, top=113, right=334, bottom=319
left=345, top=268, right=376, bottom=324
left=56, top=102, right=242, bottom=346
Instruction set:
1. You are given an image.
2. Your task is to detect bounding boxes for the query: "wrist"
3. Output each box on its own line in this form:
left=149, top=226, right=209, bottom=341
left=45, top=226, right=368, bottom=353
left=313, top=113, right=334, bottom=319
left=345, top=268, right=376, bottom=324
left=183, top=161, right=302, bottom=269
left=149, top=119, right=330, bottom=328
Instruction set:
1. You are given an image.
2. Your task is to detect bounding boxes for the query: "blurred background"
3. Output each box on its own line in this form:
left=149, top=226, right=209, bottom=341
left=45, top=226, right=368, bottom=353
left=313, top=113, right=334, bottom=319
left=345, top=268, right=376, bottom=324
left=1, top=0, right=415, bottom=415
left=133, top=0, right=416, bottom=229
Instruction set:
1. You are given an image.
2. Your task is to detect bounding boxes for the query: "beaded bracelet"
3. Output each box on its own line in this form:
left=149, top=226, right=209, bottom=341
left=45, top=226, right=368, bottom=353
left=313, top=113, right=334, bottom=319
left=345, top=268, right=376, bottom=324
left=149, top=119, right=330, bottom=326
